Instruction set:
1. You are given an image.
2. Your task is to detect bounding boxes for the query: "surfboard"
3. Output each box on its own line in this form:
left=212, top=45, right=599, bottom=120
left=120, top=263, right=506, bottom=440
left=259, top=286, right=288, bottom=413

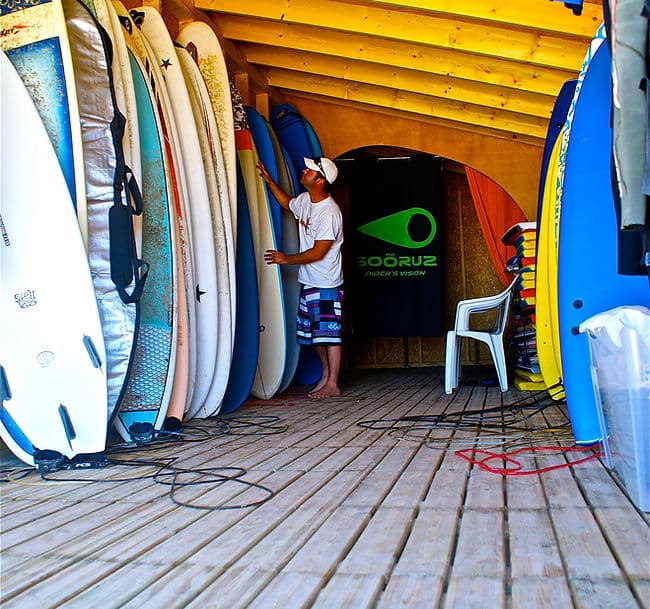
left=0, top=51, right=107, bottom=465
left=175, top=39, right=236, bottom=340
left=281, top=142, right=302, bottom=197
left=246, top=106, right=282, bottom=244
left=112, top=44, right=179, bottom=440
left=535, top=80, right=577, bottom=229
left=267, top=133, right=301, bottom=393
left=303, top=114, right=324, bottom=157
left=113, top=1, right=196, bottom=413
left=1, top=0, right=88, bottom=247
left=220, top=164, right=260, bottom=414
left=535, top=129, right=566, bottom=399
left=176, top=44, right=235, bottom=417
left=233, top=83, right=287, bottom=399
left=557, top=39, right=650, bottom=444
left=176, top=21, right=237, bottom=239
left=293, top=348, right=323, bottom=386
left=271, top=103, right=313, bottom=190
left=267, top=128, right=302, bottom=394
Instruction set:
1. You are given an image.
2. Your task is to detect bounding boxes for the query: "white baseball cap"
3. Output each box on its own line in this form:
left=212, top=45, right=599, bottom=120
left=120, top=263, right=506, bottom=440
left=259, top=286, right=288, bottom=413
left=304, top=157, right=338, bottom=185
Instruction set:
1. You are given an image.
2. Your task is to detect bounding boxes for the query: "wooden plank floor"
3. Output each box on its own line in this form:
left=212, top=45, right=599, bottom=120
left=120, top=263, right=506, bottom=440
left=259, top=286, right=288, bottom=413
left=1, top=368, right=648, bottom=609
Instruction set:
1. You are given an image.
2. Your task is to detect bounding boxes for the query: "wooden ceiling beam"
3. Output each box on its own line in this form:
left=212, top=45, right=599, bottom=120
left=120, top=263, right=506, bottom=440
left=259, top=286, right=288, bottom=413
left=343, top=0, right=603, bottom=37
left=209, top=16, right=577, bottom=97
left=196, top=0, right=594, bottom=70
left=242, top=43, right=556, bottom=119
left=267, top=69, right=548, bottom=139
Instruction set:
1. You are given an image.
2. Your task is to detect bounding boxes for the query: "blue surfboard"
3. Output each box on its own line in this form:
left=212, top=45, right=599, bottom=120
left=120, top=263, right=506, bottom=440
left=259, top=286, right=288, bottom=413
left=303, top=114, right=323, bottom=157
left=220, top=161, right=260, bottom=414
left=557, top=40, right=650, bottom=444
left=270, top=103, right=313, bottom=189
left=281, top=143, right=301, bottom=197
left=266, top=125, right=302, bottom=394
left=245, top=106, right=282, bottom=245
left=536, top=79, right=577, bottom=228
left=293, top=348, right=322, bottom=386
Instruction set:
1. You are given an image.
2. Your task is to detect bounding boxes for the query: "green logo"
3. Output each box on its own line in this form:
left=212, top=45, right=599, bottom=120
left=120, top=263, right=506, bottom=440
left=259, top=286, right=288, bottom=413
left=356, top=207, right=437, bottom=249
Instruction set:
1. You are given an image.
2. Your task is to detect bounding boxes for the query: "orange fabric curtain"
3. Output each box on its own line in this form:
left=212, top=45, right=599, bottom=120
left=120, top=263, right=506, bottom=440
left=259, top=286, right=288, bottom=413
left=464, top=167, right=527, bottom=287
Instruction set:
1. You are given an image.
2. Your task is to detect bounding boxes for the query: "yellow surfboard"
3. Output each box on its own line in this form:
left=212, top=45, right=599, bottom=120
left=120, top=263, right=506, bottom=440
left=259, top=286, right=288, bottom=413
left=535, top=128, right=565, bottom=400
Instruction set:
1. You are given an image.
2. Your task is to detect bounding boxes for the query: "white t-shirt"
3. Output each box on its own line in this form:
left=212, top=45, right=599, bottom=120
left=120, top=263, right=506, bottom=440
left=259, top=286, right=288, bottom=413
left=289, top=192, right=344, bottom=288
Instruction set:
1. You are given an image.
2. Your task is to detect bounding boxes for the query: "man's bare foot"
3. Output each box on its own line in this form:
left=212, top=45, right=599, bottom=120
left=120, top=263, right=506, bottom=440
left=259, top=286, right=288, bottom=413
left=308, top=386, right=341, bottom=399
left=307, top=377, right=328, bottom=397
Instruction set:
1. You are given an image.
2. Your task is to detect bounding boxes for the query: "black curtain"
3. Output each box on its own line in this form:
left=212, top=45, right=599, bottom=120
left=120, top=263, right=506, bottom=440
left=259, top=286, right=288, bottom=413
left=349, top=154, right=444, bottom=337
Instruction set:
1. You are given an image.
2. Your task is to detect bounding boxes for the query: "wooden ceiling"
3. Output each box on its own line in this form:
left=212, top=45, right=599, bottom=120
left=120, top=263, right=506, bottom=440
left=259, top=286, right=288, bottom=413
left=194, top=0, right=603, bottom=146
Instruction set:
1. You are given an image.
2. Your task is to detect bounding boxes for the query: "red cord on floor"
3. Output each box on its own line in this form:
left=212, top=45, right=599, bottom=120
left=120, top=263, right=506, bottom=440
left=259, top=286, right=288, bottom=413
left=455, top=445, right=603, bottom=475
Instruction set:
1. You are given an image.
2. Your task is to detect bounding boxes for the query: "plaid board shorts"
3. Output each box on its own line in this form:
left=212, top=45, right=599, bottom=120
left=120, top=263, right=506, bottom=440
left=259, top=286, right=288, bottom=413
left=296, top=286, right=343, bottom=346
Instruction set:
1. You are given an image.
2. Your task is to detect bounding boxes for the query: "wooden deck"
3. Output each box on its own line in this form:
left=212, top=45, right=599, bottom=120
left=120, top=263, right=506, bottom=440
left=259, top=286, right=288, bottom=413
left=1, top=368, right=648, bottom=609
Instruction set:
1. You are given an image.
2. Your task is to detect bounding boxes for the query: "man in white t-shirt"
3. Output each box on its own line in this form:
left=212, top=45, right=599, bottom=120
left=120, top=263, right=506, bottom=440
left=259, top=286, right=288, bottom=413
left=258, top=156, right=344, bottom=398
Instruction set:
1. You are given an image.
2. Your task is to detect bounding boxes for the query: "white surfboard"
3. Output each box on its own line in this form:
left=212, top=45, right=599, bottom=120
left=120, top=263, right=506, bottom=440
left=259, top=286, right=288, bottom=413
left=175, top=39, right=237, bottom=333
left=138, top=6, right=220, bottom=418
left=176, top=21, right=237, bottom=239
left=0, top=51, right=107, bottom=465
left=177, top=45, right=236, bottom=417
left=113, top=1, right=197, bottom=410
left=269, top=131, right=301, bottom=394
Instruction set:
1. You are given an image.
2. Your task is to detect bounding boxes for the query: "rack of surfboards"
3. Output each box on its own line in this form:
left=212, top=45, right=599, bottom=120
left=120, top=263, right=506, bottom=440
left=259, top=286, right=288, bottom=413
left=0, top=0, right=325, bottom=466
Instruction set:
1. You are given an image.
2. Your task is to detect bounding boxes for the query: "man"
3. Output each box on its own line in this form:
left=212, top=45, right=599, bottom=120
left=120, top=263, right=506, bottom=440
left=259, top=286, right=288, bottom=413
left=258, top=156, right=344, bottom=399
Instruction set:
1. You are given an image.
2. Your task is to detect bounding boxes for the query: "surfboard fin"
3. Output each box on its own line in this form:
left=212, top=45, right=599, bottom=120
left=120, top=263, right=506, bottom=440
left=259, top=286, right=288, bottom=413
left=58, top=405, right=77, bottom=447
left=82, top=335, right=102, bottom=369
left=0, top=365, right=10, bottom=403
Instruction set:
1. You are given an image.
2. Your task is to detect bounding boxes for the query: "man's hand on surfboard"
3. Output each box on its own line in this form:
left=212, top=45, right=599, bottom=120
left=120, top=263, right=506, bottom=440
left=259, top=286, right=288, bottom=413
left=265, top=249, right=289, bottom=265
left=257, top=161, right=271, bottom=183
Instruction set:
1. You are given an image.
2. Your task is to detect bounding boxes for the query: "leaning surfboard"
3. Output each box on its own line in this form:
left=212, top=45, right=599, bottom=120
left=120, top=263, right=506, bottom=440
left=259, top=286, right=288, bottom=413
left=233, top=83, right=287, bottom=399
left=220, top=164, right=260, bottom=414
left=0, top=51, right=107, bottom=465
left=271, top=103, right=313, bottom=192
left=303, top=114, right=324, bottom=158
left=138, top=6, right=220, bottom=418
left=177, top=44, right=236, bottom=417
left=535, top=128, right=566, bottom=400
left=113, top=42, right=180, bottom=439
left=533, top=80, right=576, bottom=401
left=247, top=106, right=282, bottom=244
left=267, top=127, right=302, bottom=394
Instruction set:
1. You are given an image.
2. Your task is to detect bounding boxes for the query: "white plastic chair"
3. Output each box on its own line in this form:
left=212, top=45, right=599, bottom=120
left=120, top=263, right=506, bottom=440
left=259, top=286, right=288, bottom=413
left=444, top=275, right=518, bottom=394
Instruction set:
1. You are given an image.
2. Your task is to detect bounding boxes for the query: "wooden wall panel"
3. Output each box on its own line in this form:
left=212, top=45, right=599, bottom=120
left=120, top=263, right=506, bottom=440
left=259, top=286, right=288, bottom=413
left=285, top=96, right=538, bottom=220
